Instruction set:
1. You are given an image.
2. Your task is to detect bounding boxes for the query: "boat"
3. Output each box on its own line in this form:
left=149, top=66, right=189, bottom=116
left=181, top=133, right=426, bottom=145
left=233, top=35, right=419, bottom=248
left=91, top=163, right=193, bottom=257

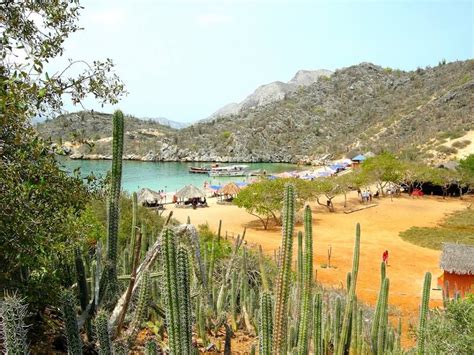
left=189, top=164, right=219, bottom=174
left=208, top=165, right=249, bottom=177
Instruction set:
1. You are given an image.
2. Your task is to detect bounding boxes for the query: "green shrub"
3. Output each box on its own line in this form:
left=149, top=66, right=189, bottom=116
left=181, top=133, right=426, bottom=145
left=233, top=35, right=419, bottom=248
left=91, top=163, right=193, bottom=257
left=452, top=140, right=471, bottom=149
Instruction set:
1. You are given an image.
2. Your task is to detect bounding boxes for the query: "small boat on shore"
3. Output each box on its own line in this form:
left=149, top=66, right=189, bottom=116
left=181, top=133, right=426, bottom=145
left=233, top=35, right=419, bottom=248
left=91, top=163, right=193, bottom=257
left=189, top=164, right=219, bottom=174
left=208, top=165, right=249, bottom=177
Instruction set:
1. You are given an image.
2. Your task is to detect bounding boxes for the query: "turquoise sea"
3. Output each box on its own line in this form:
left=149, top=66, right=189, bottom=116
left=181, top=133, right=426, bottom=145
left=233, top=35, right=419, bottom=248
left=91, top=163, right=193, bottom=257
left=57, top=157, right=299, bottom=193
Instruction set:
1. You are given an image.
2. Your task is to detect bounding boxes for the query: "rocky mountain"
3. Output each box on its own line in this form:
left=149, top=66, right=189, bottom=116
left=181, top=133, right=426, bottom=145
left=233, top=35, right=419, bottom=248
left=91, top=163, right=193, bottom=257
left=36, top=60, right=474, bottom=163
left=208, top=69, right=332, bottom=120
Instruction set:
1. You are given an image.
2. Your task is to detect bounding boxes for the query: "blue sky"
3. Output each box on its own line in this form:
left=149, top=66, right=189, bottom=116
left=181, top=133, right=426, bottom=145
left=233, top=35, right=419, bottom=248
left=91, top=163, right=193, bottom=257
left=54, top=0, right=473, bottom=122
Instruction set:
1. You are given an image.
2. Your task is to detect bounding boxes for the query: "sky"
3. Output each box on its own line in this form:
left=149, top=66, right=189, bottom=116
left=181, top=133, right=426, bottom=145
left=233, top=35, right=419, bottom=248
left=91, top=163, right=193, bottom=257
left=51, top=0, right=473, bottom=123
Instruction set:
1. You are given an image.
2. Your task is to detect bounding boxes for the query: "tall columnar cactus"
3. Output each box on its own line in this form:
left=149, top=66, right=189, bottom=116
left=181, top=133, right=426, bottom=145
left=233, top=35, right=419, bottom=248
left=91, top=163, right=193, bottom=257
left=417, top=272, right=431, bottom=355
left=371, top=261, right=387, bottom=353
left=334, top=296, right=342, bottom=350
left=297, top=230, right=304, bottom=296
left=101, top=110, right=124, bottom=305
left=0, top=293, right=29, bottom=354
left=145, top=340, right=159, bottom=355
left=163, top=229, right=193, bottom=354
left=337, top=223, right=361, bottom=355
left=130, top=270, right=151, bottom=339
left=259, top=291, right=273, bottom=355
left=312, top=293, right=323, bottom=355
left=272, top=184, right=296, bottom=354
left=61, top=289, right=83, bottom=355
left=376, top=278, right=390, bottom=355
left=128, top=191, right=138, bottom=272
left=297, top=205, right=313, bottom=354
left=96, top=310, right=113, bottom=355
left=177, top=246, right=193, bottom=355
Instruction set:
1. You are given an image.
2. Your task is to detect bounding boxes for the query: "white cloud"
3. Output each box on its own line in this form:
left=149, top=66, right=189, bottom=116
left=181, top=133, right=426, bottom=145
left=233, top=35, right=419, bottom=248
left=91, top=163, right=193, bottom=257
left=89, top=8, right=127, bottom=27
left=196, top=13, right=233, bottom=27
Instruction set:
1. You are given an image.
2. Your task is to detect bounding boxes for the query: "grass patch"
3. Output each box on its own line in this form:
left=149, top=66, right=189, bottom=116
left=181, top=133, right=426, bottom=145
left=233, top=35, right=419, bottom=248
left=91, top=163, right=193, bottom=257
left=399, top=207, right=474, bottom=249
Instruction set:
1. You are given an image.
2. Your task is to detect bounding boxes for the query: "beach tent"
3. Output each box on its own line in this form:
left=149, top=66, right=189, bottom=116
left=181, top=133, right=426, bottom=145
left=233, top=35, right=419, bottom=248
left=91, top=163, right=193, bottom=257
left=330, top=163, right=345, bottom=170
left=176, top=184, right=206, bottom=200
left=351, top=154, right=366, bottom=162
left=277, top=171, right=295, bottom=178
left=209, top=185, right=222, bottom=191
left=235, top=181, right=249, bottom=187
left=137, top=188, right=162, bottom=206
left=218, top=182, right=241, bottom=196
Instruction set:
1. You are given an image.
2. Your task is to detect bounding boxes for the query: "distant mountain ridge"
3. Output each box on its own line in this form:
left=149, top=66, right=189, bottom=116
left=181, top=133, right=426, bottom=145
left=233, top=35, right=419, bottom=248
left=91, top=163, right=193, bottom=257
left=142, top=116, right=189, bottom=129
left=208, top=69, right=332, bottom=120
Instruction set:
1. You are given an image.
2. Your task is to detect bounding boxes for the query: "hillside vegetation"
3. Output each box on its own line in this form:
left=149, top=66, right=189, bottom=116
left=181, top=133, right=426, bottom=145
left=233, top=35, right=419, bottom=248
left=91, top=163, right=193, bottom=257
left=36, top=111, right=177, bottom=159
left=37, top=60, right=474, bottom=162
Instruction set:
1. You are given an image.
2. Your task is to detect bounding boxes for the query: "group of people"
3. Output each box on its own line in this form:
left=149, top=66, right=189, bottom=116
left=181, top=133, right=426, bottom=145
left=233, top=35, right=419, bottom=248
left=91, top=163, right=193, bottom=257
left=357, top=189, right=379, bottom=203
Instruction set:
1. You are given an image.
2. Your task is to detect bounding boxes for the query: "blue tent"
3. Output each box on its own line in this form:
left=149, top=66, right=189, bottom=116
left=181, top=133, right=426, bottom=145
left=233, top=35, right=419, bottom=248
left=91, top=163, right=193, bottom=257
left=351, top=154, right=366, bottom=162
left=330, top=163, right=345, bottom=170
left=235, top=181, right=249, bottom=187
left=209, top=185, right=221, bottom=190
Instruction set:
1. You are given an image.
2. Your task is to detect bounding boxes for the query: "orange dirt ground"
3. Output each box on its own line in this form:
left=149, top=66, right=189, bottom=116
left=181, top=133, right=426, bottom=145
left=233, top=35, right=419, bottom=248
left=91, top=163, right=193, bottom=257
left=171, top=191, right=473, bottom=349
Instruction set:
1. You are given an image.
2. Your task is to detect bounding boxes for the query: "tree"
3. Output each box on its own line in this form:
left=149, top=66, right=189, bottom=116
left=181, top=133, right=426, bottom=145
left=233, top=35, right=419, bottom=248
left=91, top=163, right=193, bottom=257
left=313, top=178, right=339, bottom=212
left=233, top=178, right=313, bottom=229
left=360, top=152, right=403, bottom=196
left=0, top=1, right=125, bottom=307
left=457, top=154, right=474, bottom=198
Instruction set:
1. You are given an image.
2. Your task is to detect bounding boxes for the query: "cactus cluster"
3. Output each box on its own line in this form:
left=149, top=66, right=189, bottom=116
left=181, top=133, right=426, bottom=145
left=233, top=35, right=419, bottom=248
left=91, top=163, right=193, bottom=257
left=5, top=113, right=442, bottom=354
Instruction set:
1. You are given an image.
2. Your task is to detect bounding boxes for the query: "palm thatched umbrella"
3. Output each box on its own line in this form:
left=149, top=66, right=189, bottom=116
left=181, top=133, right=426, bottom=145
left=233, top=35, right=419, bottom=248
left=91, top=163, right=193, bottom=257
left=218, top=182, right=241, bottom=197
left=176, top=184, right=206, bottom=201
left=137, top=188, right=162, bottom=206
left=440, top=243, right=474, bottom=275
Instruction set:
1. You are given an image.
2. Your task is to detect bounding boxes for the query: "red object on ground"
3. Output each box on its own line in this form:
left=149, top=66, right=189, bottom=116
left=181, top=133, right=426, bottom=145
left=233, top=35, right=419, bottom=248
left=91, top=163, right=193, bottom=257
left=412, top=189, right=424, bottom=196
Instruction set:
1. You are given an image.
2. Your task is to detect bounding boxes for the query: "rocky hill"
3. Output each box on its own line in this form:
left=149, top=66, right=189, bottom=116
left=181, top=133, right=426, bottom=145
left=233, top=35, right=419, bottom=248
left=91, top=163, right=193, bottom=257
left=171, top=60, right=474, bottom=163
left=36, top=60, right=474, bottom=163
left=36, top=111, right=177, bottom=160
left=208, top=69, right=332, bottom=120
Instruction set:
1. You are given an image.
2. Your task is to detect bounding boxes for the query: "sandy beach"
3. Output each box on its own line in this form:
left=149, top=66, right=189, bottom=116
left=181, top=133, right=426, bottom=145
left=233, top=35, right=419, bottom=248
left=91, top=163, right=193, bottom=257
left=170, top=190, right=472, bottom=344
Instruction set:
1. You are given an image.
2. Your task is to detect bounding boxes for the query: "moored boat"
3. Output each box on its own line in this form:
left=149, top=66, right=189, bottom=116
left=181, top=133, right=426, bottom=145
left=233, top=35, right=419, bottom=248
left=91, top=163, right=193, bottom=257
left=189, top=164, right=219, bottom=174
left=208, top=165, right=249, bottom=177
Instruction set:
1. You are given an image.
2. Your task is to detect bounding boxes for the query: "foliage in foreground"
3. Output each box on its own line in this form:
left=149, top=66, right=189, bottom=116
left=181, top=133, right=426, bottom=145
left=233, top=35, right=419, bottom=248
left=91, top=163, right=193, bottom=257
left=399, top=206, right=474, bottom=249
left=423, top=295, right=474, bottom=354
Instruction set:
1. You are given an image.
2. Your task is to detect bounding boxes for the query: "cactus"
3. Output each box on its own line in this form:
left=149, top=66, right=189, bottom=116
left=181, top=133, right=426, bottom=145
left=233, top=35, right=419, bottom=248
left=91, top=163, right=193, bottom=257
left=0, top=293, right=29, bottom=354
left=371, top=261, right=386, bottom=353
left=144, top=340, right=159, bottom=355
left=312, top=293, right=323, bottom=355
left=96, top=310, right=113, bottom=355
left=130, top=270, right=151, bottom=340
left=417, top=272, right=431, bottom=355
left=376, top=278, right=390, bottom=355
left=297, top=230, right=304, bottom=296
left=128, top=191, right=138, bottom=272
left=337, top=223, right=361, bottom=355
left=177, top=246, right=193, bottom=354
left=272, top=184, right=296, bottom=354
left=297, top=205, right=313, bottom=354
left=162, top=229, right=193, bottom=354
left=334, top=296, right=342, bottom=350
left=101, top=110, right=124, bottom=305
left=259, top=291, right=273, bottom=355
left=61, top=289, right=83, bottom=355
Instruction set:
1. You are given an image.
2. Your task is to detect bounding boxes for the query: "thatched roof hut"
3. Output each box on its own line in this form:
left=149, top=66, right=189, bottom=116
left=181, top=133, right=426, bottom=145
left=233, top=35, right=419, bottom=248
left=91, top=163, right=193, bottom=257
left=218, top=182, right=241, bottom=196
left=176, top=185, right=205, bottom=200
left=440, top=243, right=474, bottom=275
left=137, top=188, right=162, bottom=205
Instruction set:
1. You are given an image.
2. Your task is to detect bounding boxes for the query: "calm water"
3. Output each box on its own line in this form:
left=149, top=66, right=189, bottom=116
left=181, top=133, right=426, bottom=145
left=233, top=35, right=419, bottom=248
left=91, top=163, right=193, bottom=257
left=57, top=157, right=299, bottom=193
